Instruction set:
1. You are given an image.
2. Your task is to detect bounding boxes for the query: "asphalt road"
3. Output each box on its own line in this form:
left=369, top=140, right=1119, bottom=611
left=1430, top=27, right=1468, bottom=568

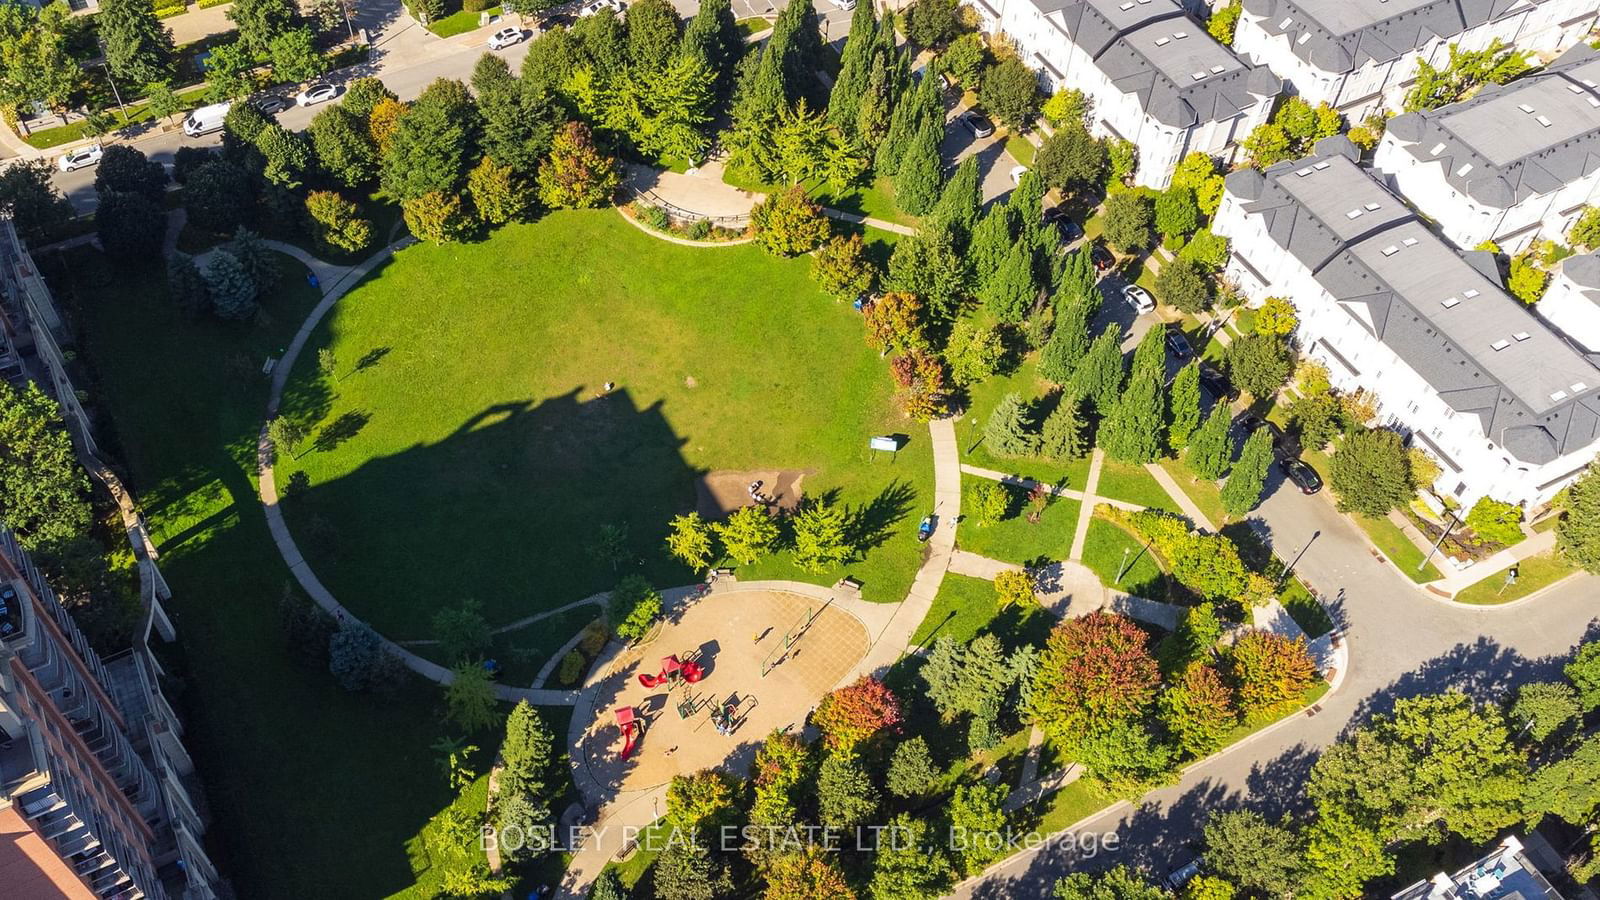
left=955, top=465, right=1597, bottom=896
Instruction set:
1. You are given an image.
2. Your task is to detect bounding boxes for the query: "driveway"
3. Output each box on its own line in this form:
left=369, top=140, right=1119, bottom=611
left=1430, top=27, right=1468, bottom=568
left=956, top=469, right=1597, bottom=895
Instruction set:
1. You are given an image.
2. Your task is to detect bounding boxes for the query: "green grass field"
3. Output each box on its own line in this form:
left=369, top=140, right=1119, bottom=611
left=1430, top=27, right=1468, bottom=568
left=1096, top=459, right=1179, bottom=513
left=1354, top=514, right=1442, bottom=583
left=958, top=485, right=1081, bottom=565
left=276, top=210, right=934, bottom=639
left=957, top=358, right=1093, bottom=489
left=427, top=4, right=503, bottom=37
left=47, top=244, right=510, bottom=898
left=23, top=85, right=210, bottom=149
left=1455, top=550, right=1581, bottom=605
left=1080, top=516, right=1169, bottom=599
left=910, top=573, right=1055, bottom=650
left=1156, top=457, right=1227, bottom=526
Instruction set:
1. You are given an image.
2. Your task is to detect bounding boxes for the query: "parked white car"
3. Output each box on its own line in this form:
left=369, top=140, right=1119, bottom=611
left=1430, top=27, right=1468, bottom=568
left=487, top=26, right=525, bottom=49
left=57, top=144, right=103, bottom=172
left=827, top=0, right=857, bottom=9
left=1009, top=164, right=1029, bottom=184
left=578, top=0, right=623, bottom=16
left=295, top=83, right=339, bottom=107
left=1123, top=284, right=1156, bottom=314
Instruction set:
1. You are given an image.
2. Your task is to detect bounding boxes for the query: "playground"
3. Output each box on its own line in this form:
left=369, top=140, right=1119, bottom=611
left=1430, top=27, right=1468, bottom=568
left=573, top=588, right=869, bottom=796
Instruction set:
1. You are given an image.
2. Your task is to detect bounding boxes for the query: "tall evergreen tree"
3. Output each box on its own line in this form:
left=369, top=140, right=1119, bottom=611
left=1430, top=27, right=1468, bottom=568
left=1187, top=404, right=1234, bottom=480
left=855, top=54, right=897, bottom=151
left=984, top=393, right=1038, bottom=458
left=1169, top=361, right=1202, bottom=449
left=1100, top=370, right=1164, bottom=463
left=1006, top=169, right=1046, bottom=244
left=771, top=0, right=824, bottom=106
left=1221, top=427, right=1272, bottom=517
left=99, top=0, right=173, bottom=85
left=1039, top=393, right=1088, bottom=461
left=680, top=0, right=741, bottom=95
left=895, top=117, right=942, bottom=215
left=827, top=0, right=879, bottom=134
left=1038, top=298, right=1091, bottom=385
left=980, top=241, right=1038, bottom=323
left=1130, top=322, right=1166, bottom=382
left=1071, top=324, right=1125, bottom=414
left=929, top=155, right=982, bottom=245
left=968, top=205, right=1015, bottom=287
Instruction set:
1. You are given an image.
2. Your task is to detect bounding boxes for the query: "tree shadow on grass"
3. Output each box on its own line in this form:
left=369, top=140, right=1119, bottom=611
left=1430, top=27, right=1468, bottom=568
left=845, top=478, right=917, bottom=554
left=312, top=409, right=372, bottom=453
left=350, top=346, right=392, bottom=377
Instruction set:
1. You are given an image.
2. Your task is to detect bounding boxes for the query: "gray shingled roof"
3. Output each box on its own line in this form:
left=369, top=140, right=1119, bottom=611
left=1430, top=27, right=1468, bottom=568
left=1385, top=45, right=1600, bottom=209
left=1224, top=149, right=1600, bottom=464
left=1240, top=0, right=1530, bottom=75
left=1040, top=0, right=1280, bottom=128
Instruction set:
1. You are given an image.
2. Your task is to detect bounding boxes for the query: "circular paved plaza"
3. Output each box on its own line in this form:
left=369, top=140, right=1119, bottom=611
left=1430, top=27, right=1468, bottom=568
left=575, top=588, right=870, bottom=797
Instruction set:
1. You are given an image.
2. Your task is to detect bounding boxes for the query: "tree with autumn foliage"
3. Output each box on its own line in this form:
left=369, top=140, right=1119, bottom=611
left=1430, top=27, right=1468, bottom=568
left=752, top=186, right=832, bottom=256
left=1227, top=630, right=1316, bottom=716
left=1032, top=612, right=1161, bottom=742
left=889, top=350, right=948, bottom=421
left=537, top=121, right=620, bottom=209
left=1158, top=662, right=1238, bottom=758
left=763, top=846, right=855, bottom=900
left=812, top=676, right=902, bottom=751
left=863, top=291, right=928, bottom=354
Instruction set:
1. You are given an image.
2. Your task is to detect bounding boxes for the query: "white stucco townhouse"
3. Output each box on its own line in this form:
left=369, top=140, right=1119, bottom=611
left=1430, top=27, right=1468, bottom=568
left=1539, top=251, right=1600, bottom=353
left=1232, top=0, right=1599, bottom=121
left=1372, top=44, right=1600, bottom=254
left=1214, top=136, right=1600, bottom=508
left=969, top=0, right=1282, bottom=188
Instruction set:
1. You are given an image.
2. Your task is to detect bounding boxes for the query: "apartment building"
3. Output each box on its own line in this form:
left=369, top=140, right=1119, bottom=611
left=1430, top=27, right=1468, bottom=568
left=1214, top=137, right=1600, bottom=507
left=1232, top=0, right=1598, bottom=120
left=969, top=0, right=1281, bottom=187
left=1373, top=44, right=1600, bottom=254
left=1539, top=249, right=1600, bottom=352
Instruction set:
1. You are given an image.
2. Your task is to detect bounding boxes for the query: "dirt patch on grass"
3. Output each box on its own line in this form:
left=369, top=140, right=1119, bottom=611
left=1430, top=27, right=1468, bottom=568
left=697, top=469, right=813, bottom=517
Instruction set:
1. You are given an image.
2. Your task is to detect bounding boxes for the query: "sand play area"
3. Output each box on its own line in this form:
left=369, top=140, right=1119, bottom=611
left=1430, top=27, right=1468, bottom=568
left=574, top=588, right=869, bottom=798
left=695, top=469, right=812, bottom=518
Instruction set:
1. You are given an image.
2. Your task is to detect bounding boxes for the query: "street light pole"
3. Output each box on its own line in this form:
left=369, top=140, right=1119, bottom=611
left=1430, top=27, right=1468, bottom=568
left=96, top=39, right=128, bottom=126
left=1115, top=546, right=1131, bottom=584
left=1419, top=507, right=1461, bottom=572
left=1279, top=529, right=1321, bottom=589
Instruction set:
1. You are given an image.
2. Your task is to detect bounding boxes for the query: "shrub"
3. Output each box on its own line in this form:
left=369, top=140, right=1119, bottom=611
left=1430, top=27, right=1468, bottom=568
left=557, top=649, right=585, bottom=685
left=1465, top=496, right=1522, bottom=546
left=751, top=186, right=830, bottom=256
left=638, top=203, right=670, bottom=231
left=607, top=576, right=662, bottom=643
left=403, top=191, right=475, bottom=243
left=305, top=190, right=372, bottom=253
left=967, top=481, right=1010, bottom=527
left=576, top=619, right=609, bottom=657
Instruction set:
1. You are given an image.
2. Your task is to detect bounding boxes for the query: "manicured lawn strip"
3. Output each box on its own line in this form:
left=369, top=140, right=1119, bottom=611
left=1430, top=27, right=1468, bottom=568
left=607, top=823, right=668, bottom=889
left=427, top=5, right=503, bottom=37
left=1003, top=131, right=1037, bottom=167
left=1533, top=515, right=1561, bottom=534
left=24, top=85, right=211, bottom=149
left=958, top=490, right=1081, bottom=566
left=1155, top=457, right=1227, bottom=526
left=818, top=176, right=917, bottom=227
left=735, top=16, right=769, bottom=35
left=1354, top=514, right=1441, bottom=583
left=278, top=210, right=932, bottom=634
left=1079, top=517, right=1169, bottom=600
left=1279, top=577, right=1333, bottom=638
left=910, top=573, right=1055, bottom=651
left=50, top=245, right=475, bottom=898
left=1454, top=550, right=1581, bottom=605
left=1028, top=779, right=1109, bottom=835
left=1096, top=459, right=1179, bottom=513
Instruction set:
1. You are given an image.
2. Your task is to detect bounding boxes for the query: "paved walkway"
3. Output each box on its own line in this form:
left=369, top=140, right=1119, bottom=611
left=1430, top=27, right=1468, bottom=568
left=624, top=160, right=763, bottom=221
left=958, top=464, right=1141, bottom=512
left=821, top=207, right=917, bottom=236
left=1144, top=461, right=1218, bottom=531
left=1067, top=450, right=1106, bottom=561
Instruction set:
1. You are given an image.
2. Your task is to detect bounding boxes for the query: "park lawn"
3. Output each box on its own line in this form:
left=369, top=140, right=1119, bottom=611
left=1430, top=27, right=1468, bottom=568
left=736, top=16, right=769, bottom=36
left=48, top=244, right=493, bottom=898
left=816, top=176, right=917, bottom=228
left=1156, top=457, right=1227, bottom=527
left=1096, top=459, right=1180, bottom=513
left=958, top=488, right=1082, bottom=566
left=277, top=210, right=935, bottom=638
left=1455, top=550, right=1582, bottom=605
left=1279, top=577, right=1334, bottom=638
left=23, top=85, right=210, bottom=149
left=910, top=573, right=1055, bottom=651
left=482, top=605, right=602, bottom=687
left=427, top=5, right=503, bottom=37
left=1080, top=516, right=1169, bottom=600
left=959, top=362, right=1093, bottom=489
left=402, top=772, right=493, bottom=898
left=606, top=823, right=668, bottom=890
left=1354, top=514, right=1442, bottom=583
left=1533, top=514, right=1562, bottom=534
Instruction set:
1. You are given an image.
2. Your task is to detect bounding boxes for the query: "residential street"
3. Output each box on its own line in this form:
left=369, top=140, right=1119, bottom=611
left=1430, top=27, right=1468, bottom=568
left=956, top=473, right=1597, bottom=896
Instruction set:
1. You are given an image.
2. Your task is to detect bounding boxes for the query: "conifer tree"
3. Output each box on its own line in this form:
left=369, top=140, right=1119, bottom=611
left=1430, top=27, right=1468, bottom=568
left=1100, top=370, right=1164, bottom=463
left=1038, top=299, right=1091, bottom=385
left=980, top=241, right=1038, bottom=323
left=1187, top=404, right=1234, bottom=480
left=1130, top=323, right=1166, bottom=382
left=895, top=118, right=942, bottom=215
left=827, top=0, right=879, bottom=133
left=968, top=205, right=1015, bottom=287
left=1169, top=361, right=1202, bottom=449
left=1006, top=168, right=1046, bottom=244
left=1039, top=393, right=1088, bottom=461
left=1071, top=324, right=1125, bottom=414
left=930, top=155, right=982, bottom=245
left=984, top=393, right=1038, bottom=458
left=681, top=0, right=741, bottom=94
left=1221, top=426, right=1272, bottom=517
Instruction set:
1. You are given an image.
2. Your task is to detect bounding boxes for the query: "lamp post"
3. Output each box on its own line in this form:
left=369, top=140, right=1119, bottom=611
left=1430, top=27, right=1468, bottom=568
left=1420, top=506, right=1461, bottom=572
left=96, top=39, right=128, bottom=126
left=1279, top=529, right=1321, bottom=589
left=1115, top=547, right=1131, bottom=584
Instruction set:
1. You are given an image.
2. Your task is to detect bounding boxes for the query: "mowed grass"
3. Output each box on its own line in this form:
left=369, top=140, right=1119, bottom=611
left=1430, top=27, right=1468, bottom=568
left=276, top=210, right=934, bottom=637
left=1455, top=550, right=1582, bottom=605
left=910, top=572, right=1055, bottom=650
left=1354, top=513, right=1442, bottom=583
left=48, top=245, right=487, bottom=898
left=1096, top=459, right=1180, bottom=513
left=958, top=486, right=1081, bottom=565
left=1080, top=516, right=1169, bottom=599
left=958, top=358, right=1093, bottom=489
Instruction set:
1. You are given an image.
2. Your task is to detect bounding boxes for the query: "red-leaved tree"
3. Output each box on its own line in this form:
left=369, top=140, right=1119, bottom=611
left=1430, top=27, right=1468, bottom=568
left=1033, top=611, right=1160, bottom=742
left=812, top=676, right=903, bottom=750
left=1228, top=630, right=1316, bottom=715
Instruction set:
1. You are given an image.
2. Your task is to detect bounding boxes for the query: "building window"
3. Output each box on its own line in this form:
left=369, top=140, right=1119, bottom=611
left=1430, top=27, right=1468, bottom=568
left=1454, top=481, right=1467, bottom=496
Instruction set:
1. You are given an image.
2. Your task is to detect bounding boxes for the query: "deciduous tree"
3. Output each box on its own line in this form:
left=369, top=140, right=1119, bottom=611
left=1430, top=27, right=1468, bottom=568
left=0, top=159, right=71, bottom=243
left=95, top=145, right=168, bottom=204
left=1159, top=662, right=1236, bottom=758
left=310, top=105, right=378, bottom=188
left=444, top=662, right=499, bottom=731
left=665, top=512, right=715, bottom=570
left=980, top=56, right=1040, bottom=129
left=99, top=0, right=174, bottom=85
left=948, top=782, right=1007, bottom=875
left=269, top=26, right=325, bottom=83
left=870, top=813, right=953, bottom=899
left=713, top=505, right=780, bottom=564
left=305, top=190, right=372, bottom=253
left=1226, top=333, right=1292, bottom=399
left=1033, top=612, right=1159, bottom=740
left=1330, top=427, right=1413, bottom=518
left=1187, top=404, right=1233, bottom=480
left=1202, top=810, right=1302, bottom=898
left=813, top=676, right=902, bottom=750
left=383, top=78, right=480, bottom=201
left=229, top=0, right=299, bottom=55
left=0, top=382, right=91, bottom=554
left=1511, top=681, right=1580, bottom=744
left=792, top=499, right=852, bottom=573
left=96, top=191, right=166, bottom=262
left=812, top=233, right=874, bottom=300
left=1227, top=630, right=1314, bottom=715
left=751, top=186, right=831, bottom=256
left=1036, top=124, right=1106, bottom=194
left=817, top=751, right=878, bottom=828
left=467, top=155, right=531, bottom=225
left=607, top=575, right=662, bottom=642
left=1103, top=190, right=1151, bottom=253
left=944, top=320, right=1006, bottom=386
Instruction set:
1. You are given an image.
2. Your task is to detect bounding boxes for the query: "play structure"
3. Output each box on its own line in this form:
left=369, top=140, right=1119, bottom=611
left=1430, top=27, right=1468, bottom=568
left=615, top=706, right=641, bottom=760
left=636, top=654, right=704, bottom=689
left=760, top=600, right=830, bottom=677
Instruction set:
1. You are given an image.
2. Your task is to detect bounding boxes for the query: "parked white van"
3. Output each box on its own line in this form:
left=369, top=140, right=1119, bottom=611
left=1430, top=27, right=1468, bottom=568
left=183, top=102, right=231, bottom=137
